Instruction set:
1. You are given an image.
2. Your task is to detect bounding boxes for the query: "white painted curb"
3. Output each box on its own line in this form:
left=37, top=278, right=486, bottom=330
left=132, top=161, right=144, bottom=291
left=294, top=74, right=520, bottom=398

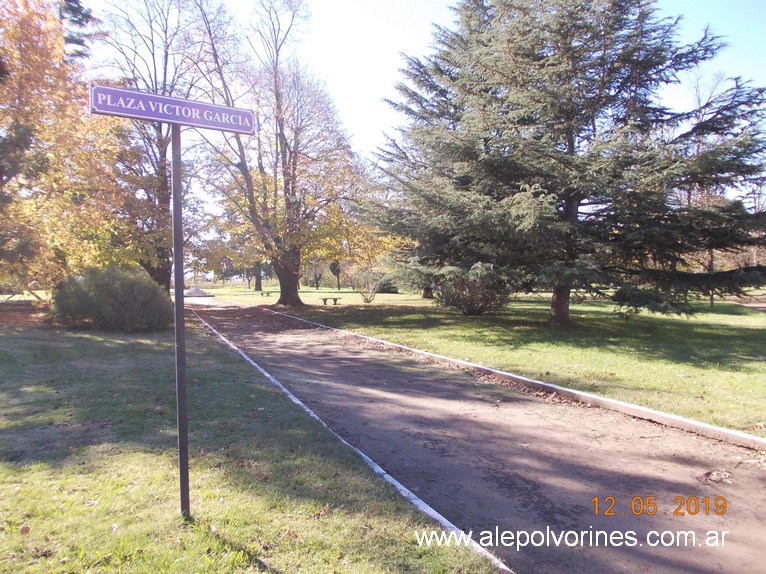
left=191, top=311, right=514, bottom=574
left=263, top=309, right=766, bottom=452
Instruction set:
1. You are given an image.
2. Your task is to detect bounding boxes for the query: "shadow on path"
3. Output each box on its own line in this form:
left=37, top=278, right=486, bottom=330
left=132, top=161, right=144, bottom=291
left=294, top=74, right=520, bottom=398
left=193, top=304, right=766, bottom=574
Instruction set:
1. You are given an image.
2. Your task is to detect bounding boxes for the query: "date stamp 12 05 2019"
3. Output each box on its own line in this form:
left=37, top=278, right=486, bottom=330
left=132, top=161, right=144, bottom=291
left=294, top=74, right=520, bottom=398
left=592, top=495, right=728, bottom=517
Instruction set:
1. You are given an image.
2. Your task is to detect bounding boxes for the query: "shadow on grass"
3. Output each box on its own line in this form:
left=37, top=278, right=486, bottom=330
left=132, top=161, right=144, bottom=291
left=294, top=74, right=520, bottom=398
left=287, top=299, right=766, bottom=373
left=0, top=310, right=498, bottom=573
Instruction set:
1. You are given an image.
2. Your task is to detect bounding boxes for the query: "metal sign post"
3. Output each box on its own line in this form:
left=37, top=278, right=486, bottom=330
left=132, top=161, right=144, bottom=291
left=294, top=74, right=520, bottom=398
left=90, top=84, right=254, bottom=519
left=171, top=124, right=190, bottom=518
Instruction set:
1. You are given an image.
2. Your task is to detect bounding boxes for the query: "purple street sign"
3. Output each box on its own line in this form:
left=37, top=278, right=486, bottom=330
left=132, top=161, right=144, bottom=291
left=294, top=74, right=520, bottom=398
left=89, top=83, right=257, bottom=519
left=90, top=84, right=255, bottom=135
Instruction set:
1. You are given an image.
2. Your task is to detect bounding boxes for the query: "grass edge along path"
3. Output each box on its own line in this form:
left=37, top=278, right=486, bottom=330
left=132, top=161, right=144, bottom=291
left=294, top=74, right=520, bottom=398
left=203, top=286, right=766, bottom=439
left=193, top=310, right=512, bottom=573
left=261, top=307, right=766, bottom=451
left=0, top=306, right=500, bottom=574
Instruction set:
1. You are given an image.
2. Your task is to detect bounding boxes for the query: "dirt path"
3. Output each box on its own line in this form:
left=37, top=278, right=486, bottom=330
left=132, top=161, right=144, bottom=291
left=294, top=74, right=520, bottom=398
left=192, top=303, right=765, bottom=574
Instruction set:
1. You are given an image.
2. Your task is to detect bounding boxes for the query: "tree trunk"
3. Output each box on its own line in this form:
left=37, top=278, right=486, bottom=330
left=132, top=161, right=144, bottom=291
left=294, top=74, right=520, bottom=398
left=154, top=264, right=173, bottom=293
left=141, top=249, right=173, bottom=292
left=550, top=285, right=571, bottom=325
left=330, top=262, right=341, bottom=289
left=422, top=286, right=434, bottom=299
left=549, top=193, right=580, bottom=325
left=708, top=248, right=715, bottom=307
left=273, top=247, right=304, bottom=306
left=254, top=262, right=263, bottom=292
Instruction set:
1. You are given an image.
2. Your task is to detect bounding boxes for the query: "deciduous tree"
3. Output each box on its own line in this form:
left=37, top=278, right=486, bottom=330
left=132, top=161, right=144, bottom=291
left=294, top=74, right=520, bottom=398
left=190, top=0, right=366, bottom=306
left=0, top=0, right=138, bottom=291
left=97, top=0, right=200, bottom=291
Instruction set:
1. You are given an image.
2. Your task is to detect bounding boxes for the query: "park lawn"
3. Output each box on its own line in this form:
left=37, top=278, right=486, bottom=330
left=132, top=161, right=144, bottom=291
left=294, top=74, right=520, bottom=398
left=204, top=284, right=766, bottom=437
left=0, top=307, right=497, bottom=574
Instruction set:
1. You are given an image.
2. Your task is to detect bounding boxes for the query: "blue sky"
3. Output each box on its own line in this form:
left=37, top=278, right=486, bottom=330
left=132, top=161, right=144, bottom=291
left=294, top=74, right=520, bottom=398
left=294, top=0, right=766, bottom=158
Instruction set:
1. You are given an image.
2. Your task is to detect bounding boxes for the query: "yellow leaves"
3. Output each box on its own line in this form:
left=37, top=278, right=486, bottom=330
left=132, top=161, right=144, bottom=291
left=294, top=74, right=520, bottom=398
left=0, top=0, right=70, bottom=127
left=0, top=0, right=141, bottom=288
left=1, top=86, right=137, bottom=287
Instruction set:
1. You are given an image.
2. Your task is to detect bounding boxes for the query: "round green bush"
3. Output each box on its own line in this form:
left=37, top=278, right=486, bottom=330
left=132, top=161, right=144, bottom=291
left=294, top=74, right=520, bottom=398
left=435, top=277, right=511, bottom=315
left=52, top=265, right=174, bottom=331
left=433, top=263, right=511, bottom=315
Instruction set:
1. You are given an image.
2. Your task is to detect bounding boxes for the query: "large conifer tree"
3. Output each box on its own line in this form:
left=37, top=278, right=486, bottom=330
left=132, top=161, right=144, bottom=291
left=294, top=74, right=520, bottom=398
left=382, top=0, right=765, bottom=323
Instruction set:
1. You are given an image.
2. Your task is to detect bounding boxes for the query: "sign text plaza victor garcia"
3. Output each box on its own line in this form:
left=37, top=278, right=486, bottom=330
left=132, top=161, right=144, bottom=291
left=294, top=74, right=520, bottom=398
left=90, top=84, right=255, bottom=135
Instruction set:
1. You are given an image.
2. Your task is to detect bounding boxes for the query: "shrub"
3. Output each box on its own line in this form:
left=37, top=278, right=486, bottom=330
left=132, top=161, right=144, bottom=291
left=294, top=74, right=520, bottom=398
left=347, top=269, right=386, bottom=304
left=376, top=278, right=399, bottom=294
left=434, top=263, right=511, bottom=315
left=52, top=265, right=174, bottom=331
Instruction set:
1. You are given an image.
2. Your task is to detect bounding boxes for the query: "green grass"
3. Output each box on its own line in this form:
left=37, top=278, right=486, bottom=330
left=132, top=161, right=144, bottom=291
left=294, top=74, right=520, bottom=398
left=0, top=305, right=497, bottom=574
left=203, top=283, right=766, bottom=437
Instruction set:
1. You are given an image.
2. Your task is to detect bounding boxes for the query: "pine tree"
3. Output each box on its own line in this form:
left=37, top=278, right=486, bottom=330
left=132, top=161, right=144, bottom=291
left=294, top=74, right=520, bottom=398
left=382, top=0, right=766, bottom=323
left=57, top=0, right=98, bottom=62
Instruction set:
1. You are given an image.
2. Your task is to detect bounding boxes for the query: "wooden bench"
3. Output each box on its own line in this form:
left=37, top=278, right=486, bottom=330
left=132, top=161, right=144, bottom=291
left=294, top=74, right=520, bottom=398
left=321, top=297, right=342, bottom=306
left=259, top=291, right=274, bottom=296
